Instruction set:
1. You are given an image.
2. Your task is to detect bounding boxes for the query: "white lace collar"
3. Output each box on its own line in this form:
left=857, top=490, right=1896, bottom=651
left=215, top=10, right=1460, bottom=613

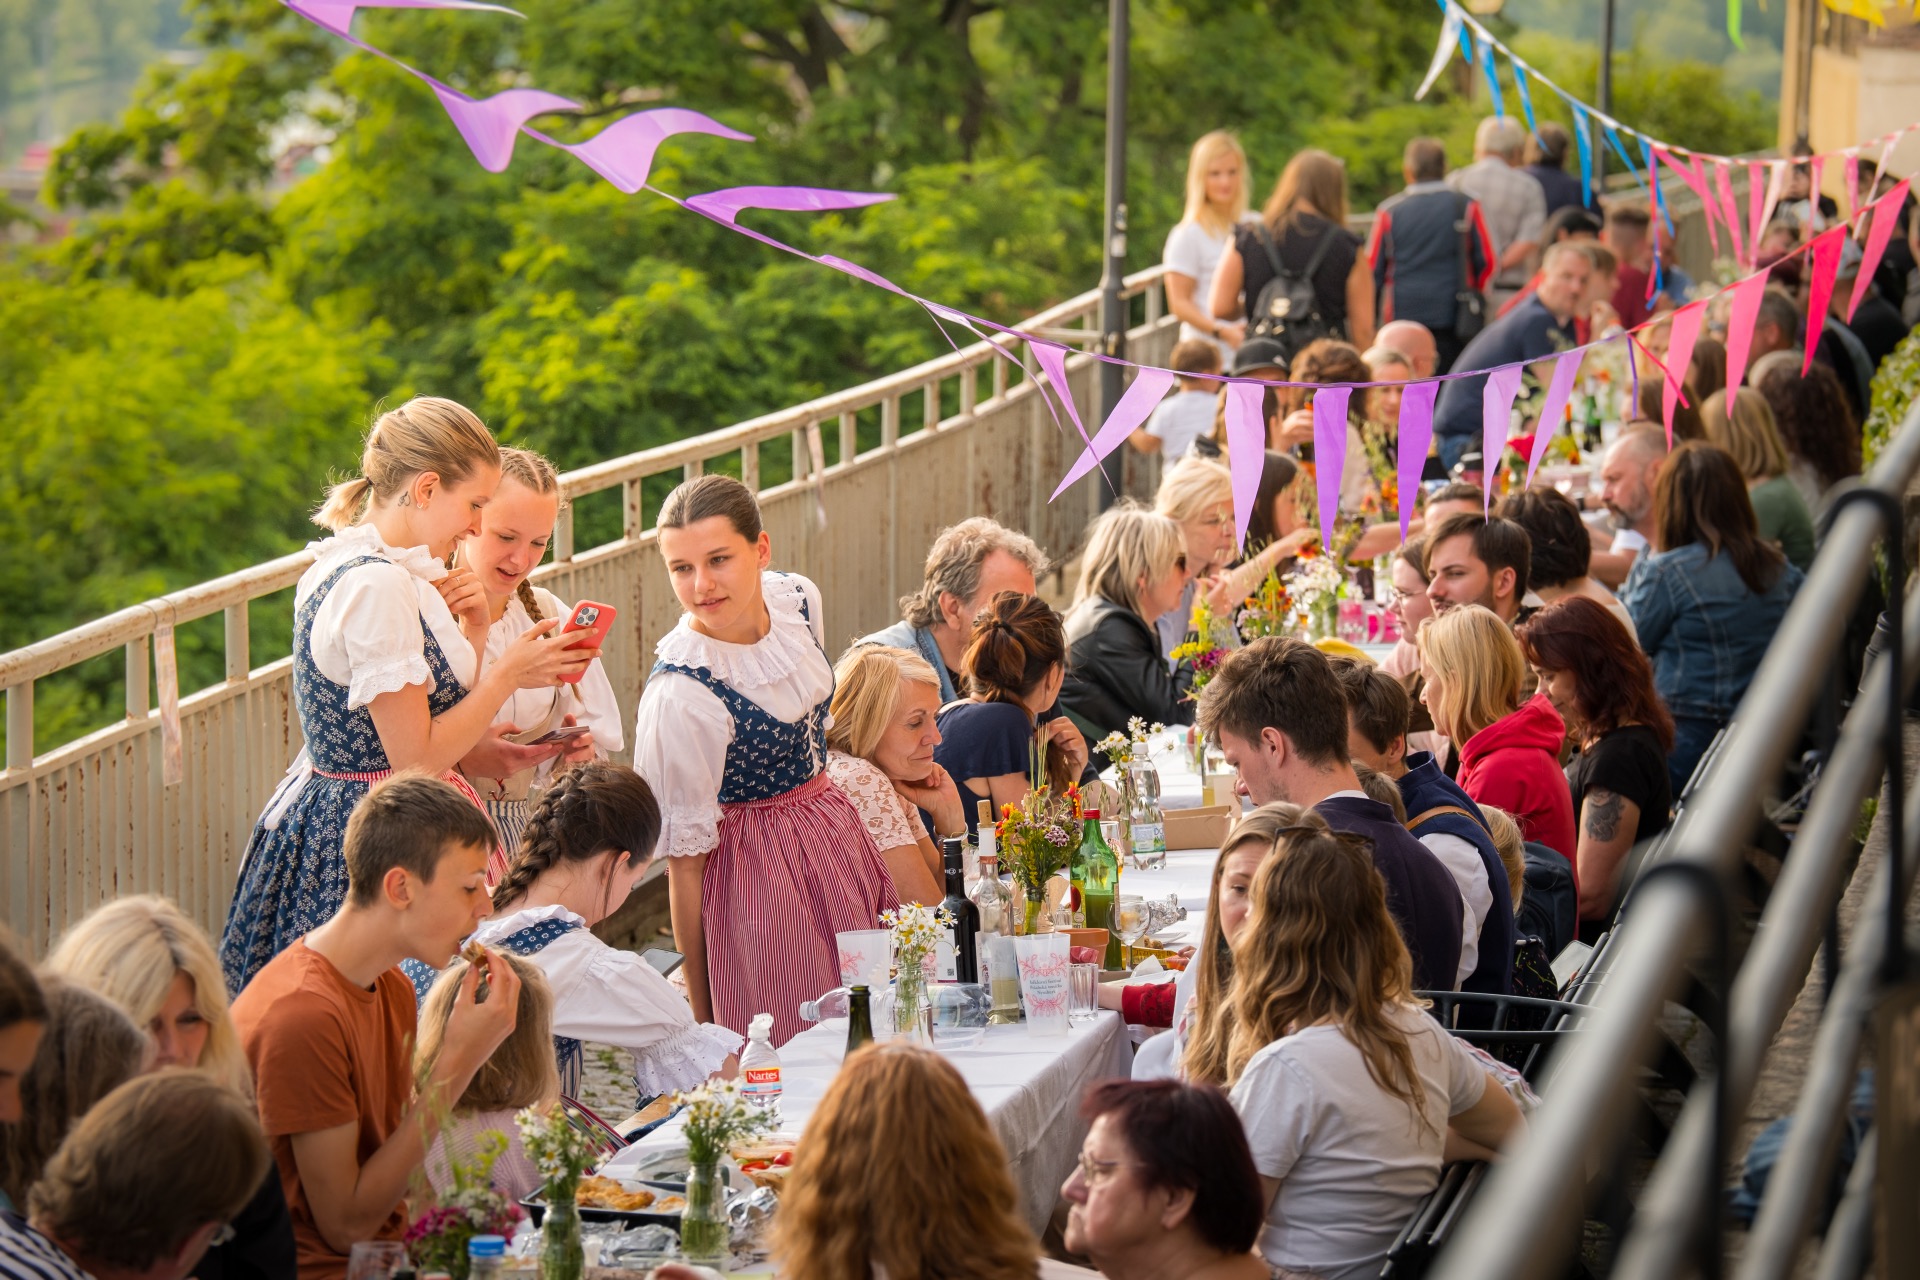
left=473, top=902, right=586, bottom=944
left=307, top=523, right=448, bottom=583
left=652, top=572, right=819, bottom=690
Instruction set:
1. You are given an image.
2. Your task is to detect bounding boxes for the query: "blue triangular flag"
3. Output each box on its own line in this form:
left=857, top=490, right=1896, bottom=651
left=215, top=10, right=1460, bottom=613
left=1640, top=134, right=1676, bottom=235
left=1513, top=62, right=1542, bottom=144
left=1603, top=123, right=1645, bottom=193
left=1475, top=32, right=1505, bottom=119
left=1572, top=105, right=1596, bottom=208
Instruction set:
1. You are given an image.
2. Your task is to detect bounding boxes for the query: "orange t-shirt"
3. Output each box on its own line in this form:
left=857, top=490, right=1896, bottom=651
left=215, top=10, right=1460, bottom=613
left=231, top=939, right=416, bottom=1280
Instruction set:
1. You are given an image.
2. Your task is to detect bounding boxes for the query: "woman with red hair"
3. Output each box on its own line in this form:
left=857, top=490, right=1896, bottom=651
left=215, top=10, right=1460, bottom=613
left=1516, top=596, right=1675, bottom=926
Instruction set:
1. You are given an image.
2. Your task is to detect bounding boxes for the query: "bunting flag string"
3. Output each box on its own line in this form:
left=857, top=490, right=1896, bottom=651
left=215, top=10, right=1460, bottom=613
left=1802, top=229, right=1848, bottom=377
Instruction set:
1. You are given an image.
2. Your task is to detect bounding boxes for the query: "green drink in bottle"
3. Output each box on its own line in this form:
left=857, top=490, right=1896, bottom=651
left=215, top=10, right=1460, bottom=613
left=1077, top=808, right=1121, bottom=968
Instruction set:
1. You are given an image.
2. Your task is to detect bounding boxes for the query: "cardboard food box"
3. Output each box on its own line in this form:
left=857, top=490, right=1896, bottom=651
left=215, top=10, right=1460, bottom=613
left=1163, top=804, right=1235, bottom=850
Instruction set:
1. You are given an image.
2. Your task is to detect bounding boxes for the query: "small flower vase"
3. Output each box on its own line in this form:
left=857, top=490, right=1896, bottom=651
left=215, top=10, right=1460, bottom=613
left=1011, top=881, right=1041, bottom=936
left=680, top=1160, right=730, bottom=1265
left=1308, top=595, right=1338, bottom=641
left=540, top=1185, right=585, bottom=1280
left=893, top=965, right=933, bottom=1044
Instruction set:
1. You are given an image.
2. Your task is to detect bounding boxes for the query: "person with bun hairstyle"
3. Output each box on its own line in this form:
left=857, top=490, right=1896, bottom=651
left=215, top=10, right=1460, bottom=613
left=934, top=593, right=1091, bottom=839
left=634, top=475, right=898, bottom=1047
left=448, top=447, right=625, bottom=854
left=222, top=398, right=596, bottom=993
left=483, top=761, right=740, bottom=1098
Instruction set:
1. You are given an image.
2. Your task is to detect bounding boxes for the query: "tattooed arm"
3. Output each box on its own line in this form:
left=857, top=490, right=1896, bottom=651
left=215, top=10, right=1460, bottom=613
left=1576, top=787, right=1641, bottom=922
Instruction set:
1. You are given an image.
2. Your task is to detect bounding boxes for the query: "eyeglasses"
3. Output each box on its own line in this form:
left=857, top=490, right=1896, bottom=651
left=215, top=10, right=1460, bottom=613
left=1386, top=586, right=1417, bottom=605
left=1076, top=1152, right=1135, bottom=1187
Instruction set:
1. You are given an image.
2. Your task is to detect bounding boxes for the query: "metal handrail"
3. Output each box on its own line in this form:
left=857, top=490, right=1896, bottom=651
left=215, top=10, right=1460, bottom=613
left=1433, top=396, right=1920, bottom=1280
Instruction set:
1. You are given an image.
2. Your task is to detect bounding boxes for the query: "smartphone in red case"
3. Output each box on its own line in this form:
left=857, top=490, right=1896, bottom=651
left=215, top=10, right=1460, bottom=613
left=555, top=600, right=615, bottom=682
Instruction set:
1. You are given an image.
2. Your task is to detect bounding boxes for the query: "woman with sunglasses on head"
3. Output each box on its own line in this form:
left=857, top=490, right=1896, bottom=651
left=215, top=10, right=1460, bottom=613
left=1061, top=504, right=1196, bottom=759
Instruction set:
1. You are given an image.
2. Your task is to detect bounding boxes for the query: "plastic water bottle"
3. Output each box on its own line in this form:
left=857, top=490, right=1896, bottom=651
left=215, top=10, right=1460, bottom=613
left=798, top=986, right=851, bottom=1023
left=739, top=1013, right=782, bottom=1111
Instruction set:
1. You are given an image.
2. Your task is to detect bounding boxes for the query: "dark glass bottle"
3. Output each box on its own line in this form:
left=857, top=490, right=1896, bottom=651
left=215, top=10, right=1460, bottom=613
left=846, top=985, right=874, bottom=1055
left=1078, top=809, right=1121, bottom=967
left=940, top=837, right=981, bottom=983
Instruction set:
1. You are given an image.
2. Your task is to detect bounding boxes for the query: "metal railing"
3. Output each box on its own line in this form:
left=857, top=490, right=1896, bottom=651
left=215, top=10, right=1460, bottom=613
left=0, top=270, right=1178, bottom=952
left=1434, top=399, right=1920, bottom=1280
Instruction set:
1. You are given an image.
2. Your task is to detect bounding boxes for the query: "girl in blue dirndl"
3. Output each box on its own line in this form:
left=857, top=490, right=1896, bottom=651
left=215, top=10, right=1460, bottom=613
left=219, top=398, right=597, bottom=994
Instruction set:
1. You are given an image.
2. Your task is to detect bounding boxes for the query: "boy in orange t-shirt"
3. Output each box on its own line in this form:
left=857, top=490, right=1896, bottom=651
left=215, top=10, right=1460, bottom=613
left=231, top=775, right=522, bottom=1280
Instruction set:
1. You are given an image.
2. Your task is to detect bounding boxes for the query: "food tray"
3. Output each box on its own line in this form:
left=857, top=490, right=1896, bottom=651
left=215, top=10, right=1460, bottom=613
left=521, top=1179, right=713, bottom=1229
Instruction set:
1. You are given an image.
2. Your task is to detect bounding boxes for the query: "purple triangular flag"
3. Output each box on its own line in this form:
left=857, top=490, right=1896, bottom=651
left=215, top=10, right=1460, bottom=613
left=1313, top=388, right=1352, bottom=552
left=685, top=185, right=894, bottom=226
left=1396, top=381, right=1439, bottom=544
left=1850, top=179, right=1912, bottom=322
left=560, top=108, right=753, bottom=194
left=1481, top=365, right=1524, bottom=511
left=1802, top=228, right=1847, bottom=376
left=1051, top=368, right=1179, bottom=499
left=1034, top=344, right=1093, bottom=449
left=1225, top=383, right=1266, bottom=546
left=286, top=0, right=522, bottom=37
left=428, top=85, right=577, bottom=172
left=1527, top=352, right=1583, bottom=487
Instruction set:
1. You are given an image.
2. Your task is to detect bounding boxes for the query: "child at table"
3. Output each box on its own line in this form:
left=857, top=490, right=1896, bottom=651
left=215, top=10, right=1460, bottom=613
left=634, top=475, right=899, bottom=1046
left=479, top=761, right=741, bottom=1101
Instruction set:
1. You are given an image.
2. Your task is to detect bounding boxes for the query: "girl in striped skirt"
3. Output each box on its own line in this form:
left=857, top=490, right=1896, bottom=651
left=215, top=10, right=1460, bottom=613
left=454, top=448, right=624, bottom=855
left=634, top=475, right=901, bottom=1046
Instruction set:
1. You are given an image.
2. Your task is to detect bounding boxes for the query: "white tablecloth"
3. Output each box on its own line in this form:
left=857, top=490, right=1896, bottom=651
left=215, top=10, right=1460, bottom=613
left=1117, top=847, right=1221, bottom=918
left=602, top=1013, right=1134, bottom=1234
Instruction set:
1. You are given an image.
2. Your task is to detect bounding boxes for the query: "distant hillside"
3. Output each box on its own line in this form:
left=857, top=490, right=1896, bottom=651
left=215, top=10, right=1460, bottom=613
left=1503, top=0, right=1785, bottom=100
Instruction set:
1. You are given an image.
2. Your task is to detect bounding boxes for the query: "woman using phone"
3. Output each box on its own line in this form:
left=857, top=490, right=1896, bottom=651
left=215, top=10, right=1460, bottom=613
left=634, top=475, right=899, bottom=1046
left=221, top=399, right=597, bottom=994
left=482, top=762, right=740, bottom=1104
left=448, top=448, right=624, bottom=854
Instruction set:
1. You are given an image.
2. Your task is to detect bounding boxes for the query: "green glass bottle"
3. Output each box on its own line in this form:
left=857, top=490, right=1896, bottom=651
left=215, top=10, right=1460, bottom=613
left=1077, top=809, right=1121, bottom=968
left=846, top=984, right=875, bottom=1055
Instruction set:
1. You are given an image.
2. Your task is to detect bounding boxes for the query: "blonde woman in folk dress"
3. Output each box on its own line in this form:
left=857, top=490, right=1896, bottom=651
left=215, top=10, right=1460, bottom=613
left=450, top=448, right=625, bottom=855
left=634, top=476, right=900, bottom=1047
left=219, top=399, right=596, bottom=994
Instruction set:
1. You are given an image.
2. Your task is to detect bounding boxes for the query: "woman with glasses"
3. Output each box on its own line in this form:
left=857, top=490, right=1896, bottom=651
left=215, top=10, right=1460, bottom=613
left=1062, top=1079, right=1276, bottom=1280
left=1061, top=503, right=1197, bottom=759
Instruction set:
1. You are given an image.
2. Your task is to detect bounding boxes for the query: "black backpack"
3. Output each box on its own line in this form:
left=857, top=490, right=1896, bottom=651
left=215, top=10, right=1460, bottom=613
left=1246, top=221, right=1341, bottom=365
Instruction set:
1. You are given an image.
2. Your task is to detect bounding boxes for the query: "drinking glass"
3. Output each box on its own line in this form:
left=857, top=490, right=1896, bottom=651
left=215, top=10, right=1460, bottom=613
left=347, top=1242, right=408, bottom=1280
left=1068, top=962, right=1099, bottom=1025
left=1113, top=895, right=1149, bottom=969
left=1337, top=599, right=1367, bottom=645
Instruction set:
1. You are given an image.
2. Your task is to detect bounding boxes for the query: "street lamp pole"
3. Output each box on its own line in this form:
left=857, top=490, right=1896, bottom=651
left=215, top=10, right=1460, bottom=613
left=1595, top=0, right=1614, bottom=197
left=1096, top=0, right=1130, bottom=506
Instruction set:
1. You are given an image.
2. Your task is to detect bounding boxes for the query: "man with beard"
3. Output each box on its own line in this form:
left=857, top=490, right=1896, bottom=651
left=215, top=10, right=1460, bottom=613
left=1590, top=426, right=1668, bottom=590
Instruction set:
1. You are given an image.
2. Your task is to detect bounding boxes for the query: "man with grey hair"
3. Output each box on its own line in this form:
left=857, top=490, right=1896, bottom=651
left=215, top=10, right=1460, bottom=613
left=1449, top=116, right=1547, bottom=310
left=1589, top=425, right=1669, bottom=588
left=860, top=516, right=1052, bottom=703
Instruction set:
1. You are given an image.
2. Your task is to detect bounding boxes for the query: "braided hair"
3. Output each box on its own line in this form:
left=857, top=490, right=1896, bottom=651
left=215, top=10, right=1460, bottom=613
left=492, top=761, right=663, bottom=920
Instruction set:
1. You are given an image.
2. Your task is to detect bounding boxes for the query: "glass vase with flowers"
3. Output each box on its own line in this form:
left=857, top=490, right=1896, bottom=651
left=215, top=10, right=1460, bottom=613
left=672, top=1078, right=775, bottom=1266
left=995, top=738, right=1080, bottom=936
left=514, top=1102, right=600, bottom=1280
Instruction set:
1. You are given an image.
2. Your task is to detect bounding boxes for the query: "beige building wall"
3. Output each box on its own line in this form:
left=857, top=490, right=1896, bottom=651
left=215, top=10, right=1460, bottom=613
left=1782, top=0, right=1920, bottom=202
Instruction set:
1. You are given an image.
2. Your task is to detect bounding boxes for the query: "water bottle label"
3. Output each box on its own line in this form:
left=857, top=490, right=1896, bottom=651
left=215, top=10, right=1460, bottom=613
left=742, top=1066, right=782, bottom=1101
left=1131, top=822, right=1165, bottom=854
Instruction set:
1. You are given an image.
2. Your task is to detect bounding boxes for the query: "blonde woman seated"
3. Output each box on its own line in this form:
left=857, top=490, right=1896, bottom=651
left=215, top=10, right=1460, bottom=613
left=417, top=951, right=557, bottom=1202
left=1190, top=805, right=1523, bottom=1280
left=826, top=645, right=968, bottom=904
left=1154, top=457, right=1314, bottom=665
left=1700, top=387, right=1817, bottom=572
left=1061, top=503, right=1196, bottom=752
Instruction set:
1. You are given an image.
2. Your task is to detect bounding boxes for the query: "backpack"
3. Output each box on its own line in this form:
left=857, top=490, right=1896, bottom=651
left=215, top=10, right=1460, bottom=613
left=1246, top=221, right=1341, bottom=365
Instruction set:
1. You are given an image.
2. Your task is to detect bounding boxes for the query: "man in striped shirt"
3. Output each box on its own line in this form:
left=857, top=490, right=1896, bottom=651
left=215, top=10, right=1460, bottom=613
left=1, top=1074, right=268, bottom=1280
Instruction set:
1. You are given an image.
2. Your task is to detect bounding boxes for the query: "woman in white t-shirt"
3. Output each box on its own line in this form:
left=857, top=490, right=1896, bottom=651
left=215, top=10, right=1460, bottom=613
left=1163, top=131, right=1252, bottom=355
left=1208, top=804, right=1523, bottom=1280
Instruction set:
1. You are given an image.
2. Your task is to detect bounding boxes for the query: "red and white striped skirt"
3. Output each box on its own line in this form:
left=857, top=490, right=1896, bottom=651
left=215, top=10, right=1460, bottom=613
left=702, top=772, right=899, bottom=1046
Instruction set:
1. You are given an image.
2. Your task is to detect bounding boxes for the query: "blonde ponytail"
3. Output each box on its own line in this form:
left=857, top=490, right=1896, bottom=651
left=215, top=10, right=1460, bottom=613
left=313, top=397, right=501, bottom=531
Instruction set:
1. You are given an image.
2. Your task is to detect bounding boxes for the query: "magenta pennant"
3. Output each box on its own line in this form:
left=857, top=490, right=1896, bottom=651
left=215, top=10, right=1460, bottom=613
left=429, top=85, right=577, bottom=172
left=1722, top=272, right=1770, bottom=406
left=1810, top=155, right=1827, bottom=230
left=685, top=185, right=893, bottom=225
left=1748, top=162, right=1768, bottom=256
left=1850, top=179, right=1912, bottom=322
left=1802, top=227, right=1847, bottom=376
left=1844, top=150, right=1861, bottom=223
left=1760, top=161, right=1787, bottom=246
left=1660, top=148, right=1719, bottom=254
left=1050, top=369, right=1178, bottom=498
left=1033, top=343, right=1093, bottom=449
left=1661, top=301, right=1707, bottom=444
left=1312, top=388, right=1352, bottom=552
left=1714, top=162, right=1746, bottom=266
left=1527, top=352, right=1583, bottom=487
left=286, top=0, right=522, bottom=37
left=560, top=109, right=753, bottom=194
left=1396, top=382, right=1438, bottom=544
left=1225, top=383, right=1267, bottom=546
left=1481, top=365, right=1525, bottom=511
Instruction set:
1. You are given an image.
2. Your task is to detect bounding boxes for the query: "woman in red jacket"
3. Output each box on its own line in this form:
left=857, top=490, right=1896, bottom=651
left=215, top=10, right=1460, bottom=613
left=1418, top=606, right=1578, bottom=887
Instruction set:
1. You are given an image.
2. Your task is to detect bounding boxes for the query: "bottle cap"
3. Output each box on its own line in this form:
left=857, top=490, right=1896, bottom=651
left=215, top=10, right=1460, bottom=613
left=468, top=1236, right=507, bottom=1258
left=749, top=1012, right=774, bottom=1040
left=1083, top=808, right=1100, bottom=820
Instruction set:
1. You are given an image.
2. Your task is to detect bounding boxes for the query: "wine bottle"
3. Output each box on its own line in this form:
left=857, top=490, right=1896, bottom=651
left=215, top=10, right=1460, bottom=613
left=846, top=985, right=875, bottom=1055
left=1078, top=809, right=1119, bottom=964
left=939, top=837, right=981, bottom=984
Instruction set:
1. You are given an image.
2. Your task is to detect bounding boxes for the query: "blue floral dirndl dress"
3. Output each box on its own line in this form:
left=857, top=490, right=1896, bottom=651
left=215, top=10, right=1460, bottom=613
left=220, top=555, right=486, bottom=994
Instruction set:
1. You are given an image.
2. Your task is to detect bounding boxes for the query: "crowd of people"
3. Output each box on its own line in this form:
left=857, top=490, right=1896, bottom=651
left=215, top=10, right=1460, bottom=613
left=3, top=119, right=1906, bottom=1280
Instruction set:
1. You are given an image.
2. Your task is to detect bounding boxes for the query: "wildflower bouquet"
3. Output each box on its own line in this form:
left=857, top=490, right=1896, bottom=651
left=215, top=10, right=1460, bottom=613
left=1093, top=715, right=1167, bottom=766
left=404, top=1130, right=523, bottom=1280
left=515, top=1102, right=601, bottom=1205
left=996, top=748, right=1081, bottom=933
left=880, top=901, right=957, bottom=980
left=1169, top=597, right=1231, bottom=698
left=674, top=1077, right=775, bottom=1168
left=1237, top=563, right=1294, bottom=642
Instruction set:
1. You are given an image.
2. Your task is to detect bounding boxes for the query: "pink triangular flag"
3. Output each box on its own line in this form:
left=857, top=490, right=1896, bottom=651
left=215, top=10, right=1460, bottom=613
left=1661, top=148, right=1719, bottom=254
left=1844, top=149, right=1861, bottom=223
left=1809, top=156, right=1827, bottom=231
left=1312, top=388, right=1353, bottom=551
left=1224, top=383, right=1267, bottom=546
left=561, top=108, right=754, bottom=194
left=1396, top=382, right=1439, bottom=544
left=1714, top=162, right=1746, bottom=266
left=1722, top=272, right=1770, bottom=405
left=1034, top=344, right=1093, bottom=450
left=1760, top=161, right=1788, bottom=246
left=1661, top=301, right=1707, bottom=444
left=428, top=85, right=578, bottom=172
left=1527, top=352, right=1583, bottom=486
left=1051, top=368, right=1178, bottom=498
left=1802, top=227, right=1848, bottom=376
left=1481, top=365, right=1525, bottom=511
left=1849, top=179, right=1912, bottom=322
left=1748, top=162, right=1768, bottom=257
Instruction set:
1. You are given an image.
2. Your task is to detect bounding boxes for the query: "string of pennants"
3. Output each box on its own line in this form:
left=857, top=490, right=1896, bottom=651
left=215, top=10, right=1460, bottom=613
left=284, top=0, right=1914, bottom=556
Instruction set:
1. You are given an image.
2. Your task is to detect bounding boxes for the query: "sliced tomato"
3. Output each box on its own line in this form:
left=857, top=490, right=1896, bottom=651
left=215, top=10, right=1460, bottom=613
left=772, top=1151, right=793, bottom=1167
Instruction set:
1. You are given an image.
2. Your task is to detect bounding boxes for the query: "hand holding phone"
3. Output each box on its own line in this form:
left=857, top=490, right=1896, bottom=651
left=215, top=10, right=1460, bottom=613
left=554, top=601, right=616, bottom=684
